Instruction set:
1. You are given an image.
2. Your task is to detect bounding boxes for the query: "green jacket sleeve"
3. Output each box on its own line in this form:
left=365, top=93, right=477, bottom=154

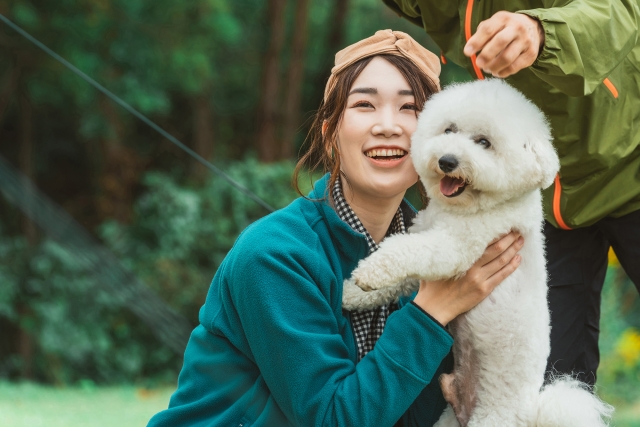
left=382, top=0, right=424, bottom=27
left=382, top=0, right=460, bottom=36
left=518, top=0, right=639, bottom=96
left=227, top=228, right=453, bottom=426
left=384, top=0, right=639, bottom=96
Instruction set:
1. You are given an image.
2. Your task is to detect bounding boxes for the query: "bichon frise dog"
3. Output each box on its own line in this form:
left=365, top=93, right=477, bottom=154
left=342, top=79, right=612, bottom=427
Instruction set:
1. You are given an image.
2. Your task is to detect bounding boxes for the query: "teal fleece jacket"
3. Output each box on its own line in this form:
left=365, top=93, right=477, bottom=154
left=147, top=174, right=454, bottom=427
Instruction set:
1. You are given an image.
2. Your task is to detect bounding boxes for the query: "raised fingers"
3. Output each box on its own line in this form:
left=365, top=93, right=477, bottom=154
left=475, top=26, right=519, bottom=71
left=464, top=12, right=509, bottom=57
left=493, top=47, right=538, bottom=78
left=465, top=11, right=544, bottom=77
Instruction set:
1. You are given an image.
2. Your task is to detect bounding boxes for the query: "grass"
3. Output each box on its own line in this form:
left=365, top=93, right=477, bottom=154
left=0, top=381, right=174, bottom=427
left=612, top=400, right=640, bottom=427
left=1, top=381, right=639, bottom=426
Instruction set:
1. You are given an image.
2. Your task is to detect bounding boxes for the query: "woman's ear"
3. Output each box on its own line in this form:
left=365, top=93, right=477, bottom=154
left=323, top=121, right=335, bottom=159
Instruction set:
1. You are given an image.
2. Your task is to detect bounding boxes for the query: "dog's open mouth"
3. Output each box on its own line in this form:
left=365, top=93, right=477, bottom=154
left=440, top=176, right=468, bottom=198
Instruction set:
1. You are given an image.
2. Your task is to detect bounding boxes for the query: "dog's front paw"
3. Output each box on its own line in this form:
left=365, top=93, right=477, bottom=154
left=342, top=278, right=391, bottom=310
left=343, top=278, right=413, bottom=310
left=351, top=254, right=398, bottom=292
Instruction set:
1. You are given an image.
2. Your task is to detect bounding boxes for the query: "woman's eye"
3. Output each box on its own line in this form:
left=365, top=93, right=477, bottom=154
left=401, top=103, right=419, bottom=111
left=353, top=101, right=374, bottom=108
left=476, top=138, right=491, bottom=148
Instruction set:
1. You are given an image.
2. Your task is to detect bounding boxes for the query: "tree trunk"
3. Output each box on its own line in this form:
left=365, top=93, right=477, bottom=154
left=97, top=95, right=140, bottom=223
left=315, top=0, right=350, bottom=101
left=256, top=0, right=288, bottom=163
left=190, top=94, right=215, bottom=183
left=328, top=0, right=349, bottom=56
left=18, top=90, right=36, bottom=380
left=0, top=61, right=21, bottom=120
left=281, top=0, right=310, bottom=160
left=19, top=92, right=37, bottom=243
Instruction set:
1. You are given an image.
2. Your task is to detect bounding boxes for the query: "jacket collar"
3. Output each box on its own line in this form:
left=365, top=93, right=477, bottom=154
left=309, top=174, right=418, bottom=269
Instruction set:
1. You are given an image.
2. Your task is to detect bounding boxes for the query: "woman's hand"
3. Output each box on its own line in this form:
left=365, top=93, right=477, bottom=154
left=413, top=231, right=524, bottom=326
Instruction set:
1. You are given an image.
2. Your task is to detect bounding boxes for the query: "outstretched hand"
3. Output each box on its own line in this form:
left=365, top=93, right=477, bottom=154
left=413, top=231, right=524, bottom=326
left=464, top=11, right=544, bottom=78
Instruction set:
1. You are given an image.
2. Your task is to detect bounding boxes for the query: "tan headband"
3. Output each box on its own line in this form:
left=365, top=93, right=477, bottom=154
left=324, top=29, right=441, bottom=102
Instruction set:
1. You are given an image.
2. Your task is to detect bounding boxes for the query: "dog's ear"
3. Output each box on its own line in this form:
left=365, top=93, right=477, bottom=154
left=526, top=136, right=559, bottom=189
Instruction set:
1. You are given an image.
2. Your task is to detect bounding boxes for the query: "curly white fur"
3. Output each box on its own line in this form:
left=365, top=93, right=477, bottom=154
left=342, top=80, right=612, bottom=427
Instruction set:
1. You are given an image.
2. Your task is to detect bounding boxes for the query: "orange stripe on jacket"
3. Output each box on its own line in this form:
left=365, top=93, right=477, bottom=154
left=553, top=175, right=572, bottom=230
left=465, top=0, right=485, bottom=80
left=603, top=78, right=618, bottom=98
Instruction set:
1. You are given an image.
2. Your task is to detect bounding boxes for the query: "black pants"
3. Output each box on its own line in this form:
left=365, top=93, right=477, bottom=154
left=544, top=209, right=640, bottom=386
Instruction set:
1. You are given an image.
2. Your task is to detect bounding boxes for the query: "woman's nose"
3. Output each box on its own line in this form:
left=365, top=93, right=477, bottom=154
left=372, top=108, right=402, bottom=137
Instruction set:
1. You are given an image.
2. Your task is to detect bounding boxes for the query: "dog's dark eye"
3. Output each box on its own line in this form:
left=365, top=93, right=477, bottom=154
left=444, top=128, right=453, bottom=134
left=476, top=138, right=491, bottom=148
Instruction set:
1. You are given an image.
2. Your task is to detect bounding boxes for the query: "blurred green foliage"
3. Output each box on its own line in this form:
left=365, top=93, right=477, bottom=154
left=597, top=266, right=640, bottom=405
left=100, top=158, right=301, bottom=320
left=0, top=158, right=301, bottom=384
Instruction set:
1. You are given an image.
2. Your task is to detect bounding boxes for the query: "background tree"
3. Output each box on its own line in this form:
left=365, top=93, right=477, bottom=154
left=281, top=0, right=310, bottom=159
left=255, top=0, right=287, bottom=163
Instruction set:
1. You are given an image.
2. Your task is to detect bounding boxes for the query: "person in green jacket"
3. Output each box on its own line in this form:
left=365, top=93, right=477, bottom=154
left=381, top=0, right=640, bottom=386
left=147, top=31, right=524, bottom=427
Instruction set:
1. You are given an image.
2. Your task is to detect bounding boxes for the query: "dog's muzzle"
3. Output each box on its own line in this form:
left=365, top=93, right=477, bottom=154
left=438, top=154, right=468, bottom=198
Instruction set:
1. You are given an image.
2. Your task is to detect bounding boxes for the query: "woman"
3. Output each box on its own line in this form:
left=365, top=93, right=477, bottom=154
left=148, top=30, right=523, bottom=427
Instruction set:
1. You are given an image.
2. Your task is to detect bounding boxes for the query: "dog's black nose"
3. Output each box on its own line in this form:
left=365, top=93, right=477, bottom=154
left=438, top=155, right=458, bottom=173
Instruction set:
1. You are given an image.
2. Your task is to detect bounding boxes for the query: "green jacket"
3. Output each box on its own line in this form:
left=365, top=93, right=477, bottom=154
left=148, top=174, right=453, bottom=427
left=384, top=0, right=640, bottom=229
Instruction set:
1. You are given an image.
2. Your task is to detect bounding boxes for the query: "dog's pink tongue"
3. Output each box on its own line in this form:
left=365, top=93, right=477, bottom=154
left=440, top=176, right=465, bottom=196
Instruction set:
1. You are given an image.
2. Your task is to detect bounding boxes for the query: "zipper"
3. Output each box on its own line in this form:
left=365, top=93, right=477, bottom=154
left=465, top=0, right=485, bottom=80
left=603, top=77, right=618, bottom=98
left=553, top=174, right=572, bottom=230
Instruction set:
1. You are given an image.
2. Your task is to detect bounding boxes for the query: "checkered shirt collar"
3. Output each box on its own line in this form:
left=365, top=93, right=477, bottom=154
left=332, top=177, right=406, bottom=361
left=331, top=178, right=405, bottom=252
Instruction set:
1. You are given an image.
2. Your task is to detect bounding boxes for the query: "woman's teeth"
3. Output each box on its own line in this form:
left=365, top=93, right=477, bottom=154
left=365, top=149, right=407, bottom=157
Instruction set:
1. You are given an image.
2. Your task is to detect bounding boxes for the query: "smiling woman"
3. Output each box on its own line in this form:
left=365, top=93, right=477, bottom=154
left=293, top=51, right=438, bottom=244
left=336, top=57, right=429, bottom=242
left=295, top=52, right=437, bottom=208
left=148, top=30, right=524, bottom=427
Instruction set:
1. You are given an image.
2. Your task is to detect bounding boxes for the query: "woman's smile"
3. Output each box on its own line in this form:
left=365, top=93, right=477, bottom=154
left=363, top=146, right=410, bottom=168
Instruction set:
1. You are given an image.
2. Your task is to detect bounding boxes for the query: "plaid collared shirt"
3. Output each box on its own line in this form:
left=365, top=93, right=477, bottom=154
left=332, top=178, right=406, bottom=361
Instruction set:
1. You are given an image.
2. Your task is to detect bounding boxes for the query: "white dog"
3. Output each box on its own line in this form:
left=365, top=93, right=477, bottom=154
left=342, top=79, right=613, bottom=427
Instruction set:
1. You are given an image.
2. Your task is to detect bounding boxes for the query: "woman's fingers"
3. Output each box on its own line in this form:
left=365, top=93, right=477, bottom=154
left=485, top=253, right=521, bottom=291
left=415, top=232, right=525, bottom=325
left=477, top=231, right=520, bottom=266
left=482, top=234, right=524, bottom=275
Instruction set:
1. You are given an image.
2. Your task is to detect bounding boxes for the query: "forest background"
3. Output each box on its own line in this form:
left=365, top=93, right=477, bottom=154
left=0, top=0, right=638, bottom=425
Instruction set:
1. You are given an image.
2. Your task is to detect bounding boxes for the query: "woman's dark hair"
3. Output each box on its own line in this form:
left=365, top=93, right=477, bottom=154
left=293, top=54, right=439, bottom=206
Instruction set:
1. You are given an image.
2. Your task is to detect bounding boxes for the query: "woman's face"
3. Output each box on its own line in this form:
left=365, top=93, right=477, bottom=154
left=337, top=56, right=419, bottom=202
